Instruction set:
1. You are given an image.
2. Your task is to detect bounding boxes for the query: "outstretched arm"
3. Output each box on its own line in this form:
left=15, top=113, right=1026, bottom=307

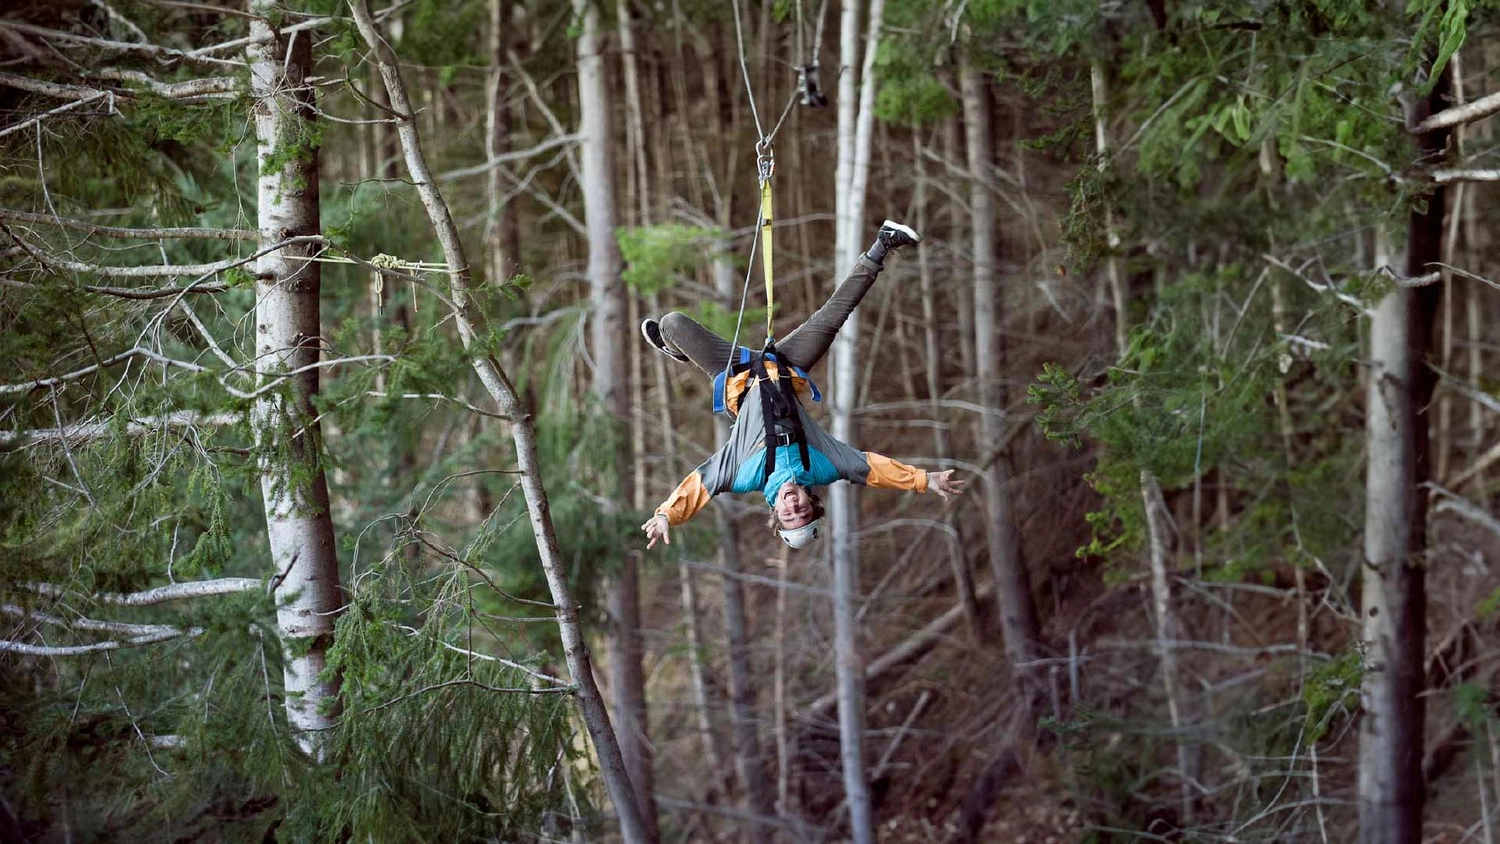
left=644, top=446, right=737, bottom=548
left=848, top=448, right=966, bottom=500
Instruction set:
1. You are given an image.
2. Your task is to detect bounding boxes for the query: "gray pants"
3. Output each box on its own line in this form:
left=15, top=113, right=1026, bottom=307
left=659, top=255, right=883, bottom=379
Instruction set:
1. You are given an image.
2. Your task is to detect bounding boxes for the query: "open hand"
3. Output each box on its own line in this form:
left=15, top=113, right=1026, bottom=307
left=928, top=470, right=966, bottom=502
left=642, top=514, right=671, bottom=549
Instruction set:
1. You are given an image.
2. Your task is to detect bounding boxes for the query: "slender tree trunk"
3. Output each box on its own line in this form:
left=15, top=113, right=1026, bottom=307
left=1091, top=51, right=1190, bottom=814
left=1357, top=82, right=1447, bottom=844
left=961, top=55, right=1039, bottom=676
left=829, top=3, right=884, bottom=841
left=486, top=0, right=520, bottom=285
left=913, top=131, right=978, bottom=639
left=347, top=5, right=650, bottom=841
left=247, top=3, right=343, bottom=758
left=574, top=2, right=657, bottom=836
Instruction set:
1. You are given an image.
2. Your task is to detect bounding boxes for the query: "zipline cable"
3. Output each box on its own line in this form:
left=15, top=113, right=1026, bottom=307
left=730, top=0, right=765, bottom=141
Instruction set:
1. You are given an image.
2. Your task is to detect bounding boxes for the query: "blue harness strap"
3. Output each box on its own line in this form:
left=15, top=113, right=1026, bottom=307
left=713, top=347, right=822, bottom=415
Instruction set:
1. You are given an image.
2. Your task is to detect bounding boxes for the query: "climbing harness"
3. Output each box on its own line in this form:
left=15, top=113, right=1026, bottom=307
left=751, top=341, right=811, bottom=479
left=710, top=346, right=821, bottom=415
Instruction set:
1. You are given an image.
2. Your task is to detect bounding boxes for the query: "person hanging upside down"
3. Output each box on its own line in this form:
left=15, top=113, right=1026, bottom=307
left=639, top=220, right=965, bottom=551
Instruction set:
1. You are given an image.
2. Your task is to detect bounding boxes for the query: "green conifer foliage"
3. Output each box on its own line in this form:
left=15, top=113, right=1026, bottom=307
left=1, top=4, right=592, bottom=838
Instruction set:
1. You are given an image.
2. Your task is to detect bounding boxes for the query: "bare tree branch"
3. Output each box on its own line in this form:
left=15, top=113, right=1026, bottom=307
left=11, top=232, right=323, bottom=278
left=0, top=208, right=254, bottom=241
left=0, top=346, right=207, bottom=395
left=0, top=20, right=245, bottom=68
left=0, top=630, right=200, bottom=655
left=436, top=133, right=583, bottom=181
left=18, top=577, right=261, bottom=606
left=1429, top=168, right=1500, bottom=184
left=1413, top=89, right=1500, bottom=134
left=3, top=603, right=189, bottom=638
left=0, top=411, right=239, bottom=447
left=0, top=91, right=113, bottom=139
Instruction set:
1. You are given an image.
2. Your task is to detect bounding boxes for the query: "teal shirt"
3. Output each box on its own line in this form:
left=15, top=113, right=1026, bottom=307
left=729, top=444, right=842, bottom=504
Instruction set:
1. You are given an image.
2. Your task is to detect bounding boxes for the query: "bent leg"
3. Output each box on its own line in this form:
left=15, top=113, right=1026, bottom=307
left=659, top=311, right=737, bottom=379
left=776, top=255, right=883, bottom=370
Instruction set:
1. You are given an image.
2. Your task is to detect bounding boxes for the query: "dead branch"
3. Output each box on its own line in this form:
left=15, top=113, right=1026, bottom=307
left=0, top=411, right=239, bottom=447
left=17, top=577, right=261, bottom=606
left=436, top=133, right=583, bottom=181
left=1413, top=89, right=1500, bottom=134
left=0, top=208, right=254, bottom=241
left=0, top=20, right=244, bottom=69
left=2, top=603, right=189, bottom=638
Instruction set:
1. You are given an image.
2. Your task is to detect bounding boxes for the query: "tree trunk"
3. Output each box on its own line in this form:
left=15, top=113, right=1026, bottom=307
left=1357, top=83, right=1447, bottom=844
left=574, top=2, right=657, bottom=837
left=829, top=3, right=885, bottom=841
left=247, top=2, right=344, bottom=758
left=961, top=56, right=1039, bottom=677
left=347, top=5, right=650, bottom=841
left=486, top=0, right=520, bottom=285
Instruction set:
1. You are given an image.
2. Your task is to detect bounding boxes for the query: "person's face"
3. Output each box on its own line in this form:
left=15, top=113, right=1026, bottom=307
left=774, top=482, right=815, bottom=529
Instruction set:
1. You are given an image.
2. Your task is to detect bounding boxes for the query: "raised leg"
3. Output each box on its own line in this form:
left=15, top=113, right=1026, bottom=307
left=775, top=255, right=884, bottom=370
left=658, top=311, right=737, bottom=379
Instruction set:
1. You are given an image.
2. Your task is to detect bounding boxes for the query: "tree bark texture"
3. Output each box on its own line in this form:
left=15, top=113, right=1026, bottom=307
left=962, top=56, right=1039, bottom=675
left=828, top=3, right=883, bottom=842
left=1356, top=84, right=1447, bottom=844
left=247, top=2, right=344, bottom=758
left=573, top=1, right=656, bottom=836
left=347, top=4, right=651, bottom=841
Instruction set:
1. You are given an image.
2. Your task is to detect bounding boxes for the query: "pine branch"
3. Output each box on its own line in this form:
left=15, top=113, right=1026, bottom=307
left=18, top=577, right=261, bottom=605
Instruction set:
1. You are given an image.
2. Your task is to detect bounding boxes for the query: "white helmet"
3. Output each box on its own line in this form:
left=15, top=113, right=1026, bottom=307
left=778, top=519, right=823, bottom=550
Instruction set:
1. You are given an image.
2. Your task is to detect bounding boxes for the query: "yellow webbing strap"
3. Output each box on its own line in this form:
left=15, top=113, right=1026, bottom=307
left=759, top=175, right=774, bottom=341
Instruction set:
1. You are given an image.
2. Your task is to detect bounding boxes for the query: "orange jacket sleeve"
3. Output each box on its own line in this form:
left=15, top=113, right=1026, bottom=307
left=862, top=452, right=929, bottom=493
left=655, top=470, right=714, bottom=527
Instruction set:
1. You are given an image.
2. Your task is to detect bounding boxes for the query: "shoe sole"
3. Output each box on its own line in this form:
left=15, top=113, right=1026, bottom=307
left=641, top=319, right=688, bottom=362
left=881, top=219, right=922, bottom=244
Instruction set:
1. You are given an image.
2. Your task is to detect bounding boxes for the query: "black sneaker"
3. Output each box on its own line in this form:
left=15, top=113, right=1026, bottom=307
left=877, top=220, right=922, bottom=252
left=641, top=318, right=688, bottom=363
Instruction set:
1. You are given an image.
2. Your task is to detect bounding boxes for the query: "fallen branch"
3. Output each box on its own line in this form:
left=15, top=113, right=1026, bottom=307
left=803, top=582, right=995, bottom=719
